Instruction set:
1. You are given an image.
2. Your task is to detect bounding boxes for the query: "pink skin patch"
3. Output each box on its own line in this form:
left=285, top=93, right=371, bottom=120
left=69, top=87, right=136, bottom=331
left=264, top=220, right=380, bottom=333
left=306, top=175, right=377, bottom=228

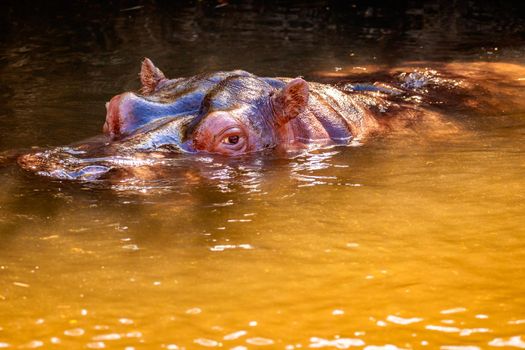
left=103, top=93, right=125, bottom=138
left=103, top=92, right=139, bottom=139
left=192, top=112, right=254, bottom=155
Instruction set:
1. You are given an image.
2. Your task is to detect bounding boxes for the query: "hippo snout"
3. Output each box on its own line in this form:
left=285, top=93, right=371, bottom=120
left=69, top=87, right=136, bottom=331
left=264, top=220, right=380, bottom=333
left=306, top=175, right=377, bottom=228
left=103, top=91, right=201, bottom=141
left=103, top=92, right=136, bottom=139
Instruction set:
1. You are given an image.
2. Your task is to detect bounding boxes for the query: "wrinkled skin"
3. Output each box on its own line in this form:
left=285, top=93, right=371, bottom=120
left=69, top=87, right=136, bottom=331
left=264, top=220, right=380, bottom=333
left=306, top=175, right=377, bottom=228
left=16, top=59, right=525, bottom=181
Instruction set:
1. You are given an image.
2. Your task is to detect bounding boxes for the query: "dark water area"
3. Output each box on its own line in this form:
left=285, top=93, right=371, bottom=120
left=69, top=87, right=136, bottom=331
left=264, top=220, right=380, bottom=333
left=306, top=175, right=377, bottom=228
left=1, top=1, right=525, bottom=349
left=1, top=0, right=525, bottom=148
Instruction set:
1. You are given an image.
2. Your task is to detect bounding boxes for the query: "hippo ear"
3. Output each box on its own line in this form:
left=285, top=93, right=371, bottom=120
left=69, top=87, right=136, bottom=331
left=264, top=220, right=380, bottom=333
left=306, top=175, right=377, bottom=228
left=271, top=78, right=309, bottom=127
left=139, top=58, right=167, bottom=95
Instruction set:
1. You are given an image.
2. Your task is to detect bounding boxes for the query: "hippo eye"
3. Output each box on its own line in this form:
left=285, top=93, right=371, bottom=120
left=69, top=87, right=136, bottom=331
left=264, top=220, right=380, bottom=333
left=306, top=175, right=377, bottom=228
left=223, top=135, right=240, bottom=145
left=216, top=127, right=247, bottom=153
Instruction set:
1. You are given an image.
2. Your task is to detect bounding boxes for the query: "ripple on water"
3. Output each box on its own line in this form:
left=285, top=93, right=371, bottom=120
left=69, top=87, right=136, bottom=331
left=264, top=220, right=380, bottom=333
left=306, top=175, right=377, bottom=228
left=223, top=330, right=247, bottom=340
left=440, top=307, right=467, bottom=315
left=125, top=331, right=142, bottom=338
left=386, top=315, right=423, bottom=325
left=489, top=336, right=525, bottom=348
left=20, top=340, right=43, bottom=348
left=185, top=307, right=202, bottom=315
left=193, top=338, right=220, bottom=347
left=64, top=328, right=85, bottom=337
left=210, top=244, right=254, bottom=252
left=118, top=318, right=134, bottom=325
left=92, top=333, right=121, bottom=341
left=425, top=325, right=461, bottom=333
left=309, top=337, right=365, bottom=348
left=246, top=337, right=274, bottom=346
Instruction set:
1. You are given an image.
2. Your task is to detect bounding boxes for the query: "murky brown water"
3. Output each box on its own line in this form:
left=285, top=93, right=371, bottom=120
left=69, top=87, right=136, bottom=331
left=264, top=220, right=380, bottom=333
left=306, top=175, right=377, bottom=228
left=1, top=2, right=525, bottom=349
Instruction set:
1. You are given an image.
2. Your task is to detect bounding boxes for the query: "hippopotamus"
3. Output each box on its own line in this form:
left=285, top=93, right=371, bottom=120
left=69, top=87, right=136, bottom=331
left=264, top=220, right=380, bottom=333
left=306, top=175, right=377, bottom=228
left=102, top=58, right=384, bottom=153
left=15, top=59, right=525, bottom=181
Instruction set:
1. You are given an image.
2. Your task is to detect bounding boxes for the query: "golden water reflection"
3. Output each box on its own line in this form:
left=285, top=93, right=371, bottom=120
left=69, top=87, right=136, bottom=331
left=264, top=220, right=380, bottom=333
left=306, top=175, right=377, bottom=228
left=0, top=114, right=524, bottom=349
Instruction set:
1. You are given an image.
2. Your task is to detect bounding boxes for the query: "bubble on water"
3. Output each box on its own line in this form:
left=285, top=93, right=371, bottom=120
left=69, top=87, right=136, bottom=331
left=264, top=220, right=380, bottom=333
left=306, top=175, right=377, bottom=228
left=223, top=330, right=247, bottom=340
left=475, top=314, right=489, bottom=319
left=81, top=309, right=88, bottom=316
left=376, top=320, right=387, bottom=327
left=0, top=343, right=9, bottom=348
left=166, top=345, right=179, bottom=350
left=364, top=346, right=404, bottom=350
left=35, top=318, right=45, bottom=325
left=246, top=337, right=274, bottom=346
left=310, top=337, right=365, bottom=348
left=86, top=342, right=106, bottom=349
left=50, top=338, right=60, bottom=344
left=64, top=328, right=85, bottom=336
left=248, top=321, right=257, bottom=327
left=332, top=309, right=345, bottom=316
left=230, top=347, right=247, bottom=350
left=193, top=338, right=219, bottom=347
left=386, top=315, right=423, bottom=325
left=489, top=335, right=525, bottom=348
left=441, top=346, right=481, bottom=350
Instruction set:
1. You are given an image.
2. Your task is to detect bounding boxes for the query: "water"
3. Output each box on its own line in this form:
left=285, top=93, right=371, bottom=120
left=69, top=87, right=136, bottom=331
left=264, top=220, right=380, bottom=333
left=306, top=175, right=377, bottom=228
left=1, top=1, right=525, bottom=349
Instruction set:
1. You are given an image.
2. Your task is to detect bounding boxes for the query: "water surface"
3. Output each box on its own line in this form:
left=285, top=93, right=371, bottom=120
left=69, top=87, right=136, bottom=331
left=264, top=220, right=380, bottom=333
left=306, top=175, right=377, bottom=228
left=1, top=2, right=525, bottom=349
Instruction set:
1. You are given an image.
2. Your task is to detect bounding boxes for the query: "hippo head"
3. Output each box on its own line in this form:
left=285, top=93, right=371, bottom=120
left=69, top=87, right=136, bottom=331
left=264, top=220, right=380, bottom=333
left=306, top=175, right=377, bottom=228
left=104, top=58, right=310, bottom=155
left=17, top=59, right=310, bottom=180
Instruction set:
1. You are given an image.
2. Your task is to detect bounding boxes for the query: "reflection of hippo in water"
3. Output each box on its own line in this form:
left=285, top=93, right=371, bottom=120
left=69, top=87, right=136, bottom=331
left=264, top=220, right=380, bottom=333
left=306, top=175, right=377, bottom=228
left=16, top=59, right=525, bottom=180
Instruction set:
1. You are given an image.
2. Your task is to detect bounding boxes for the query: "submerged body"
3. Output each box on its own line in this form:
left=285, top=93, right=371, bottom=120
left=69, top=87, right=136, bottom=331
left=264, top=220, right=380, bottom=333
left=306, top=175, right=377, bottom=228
left=16, top=59, right=525, bottom=181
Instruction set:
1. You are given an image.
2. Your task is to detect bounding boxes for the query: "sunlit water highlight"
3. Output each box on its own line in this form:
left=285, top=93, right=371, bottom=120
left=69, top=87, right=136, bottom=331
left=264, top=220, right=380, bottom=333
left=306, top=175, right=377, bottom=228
left=1, top=1, right=525, bottom=349
left=1, top=114, right=524, bottom=349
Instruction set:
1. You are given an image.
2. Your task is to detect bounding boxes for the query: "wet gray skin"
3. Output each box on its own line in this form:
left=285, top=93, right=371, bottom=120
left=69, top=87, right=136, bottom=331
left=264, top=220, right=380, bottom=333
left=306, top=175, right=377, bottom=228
left=17, top=115, right=195, bottom=181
